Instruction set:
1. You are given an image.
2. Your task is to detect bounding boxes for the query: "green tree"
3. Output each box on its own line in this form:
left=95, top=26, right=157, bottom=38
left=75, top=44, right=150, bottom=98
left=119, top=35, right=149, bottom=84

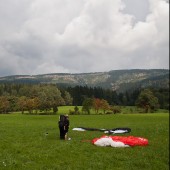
left=0, top=96, right=10, bottom=114
left=136, top=89, right=160, bottom=113
left=38, top=85, right=65, bottom=114
left=17, top=96, right=28, bottom=114
left=8, top=96, right=18, bottom=112
left=74, top=106, right=79, bottom=114
left=100, top=99, right=110, bottom=114
left=110, top=105, right=121, bottom=114
left=18, top=85, right=31, bottom=97
left=82, top=98, right=93, bottom=114
left=32, top=97, right=40, bottom=114
left=26, top=98, right=35, bottom=114
left=63, top=91, right=73, bottom=106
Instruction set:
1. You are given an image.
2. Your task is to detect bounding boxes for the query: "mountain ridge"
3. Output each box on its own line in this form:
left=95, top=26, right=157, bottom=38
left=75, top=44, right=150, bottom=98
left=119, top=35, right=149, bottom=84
left=0, top=69, right=169, bottom=92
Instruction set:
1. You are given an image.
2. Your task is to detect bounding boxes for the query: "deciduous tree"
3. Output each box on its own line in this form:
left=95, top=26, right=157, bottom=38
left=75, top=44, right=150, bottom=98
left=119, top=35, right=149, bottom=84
left=82, top=98, right=93, bottom=114
left=136, top=89, right=159, bottom=113
left=100, top=99, right=110, bottom=114
left=0, top=96, right=10, bottom=113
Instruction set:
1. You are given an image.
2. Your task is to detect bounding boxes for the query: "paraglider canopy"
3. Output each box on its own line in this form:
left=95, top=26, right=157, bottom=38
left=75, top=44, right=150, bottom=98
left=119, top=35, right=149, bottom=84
left=92, top=136, right=148, bottom=147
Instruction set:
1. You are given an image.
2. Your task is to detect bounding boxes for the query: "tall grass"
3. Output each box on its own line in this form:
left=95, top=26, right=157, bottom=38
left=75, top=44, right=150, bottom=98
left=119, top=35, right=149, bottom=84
left=0, top=110, right=169, bottom=170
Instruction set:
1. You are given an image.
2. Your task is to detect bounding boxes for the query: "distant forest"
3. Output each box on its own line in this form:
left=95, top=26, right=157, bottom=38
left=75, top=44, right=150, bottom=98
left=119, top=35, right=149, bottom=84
left=0, top=83, right=169, bottom=114
left=64, top=85, right=169, bottom=109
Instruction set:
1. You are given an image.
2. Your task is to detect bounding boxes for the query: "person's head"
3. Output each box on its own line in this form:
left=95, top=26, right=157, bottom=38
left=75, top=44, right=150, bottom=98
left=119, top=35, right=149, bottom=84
left=65, top=114, right=69, bottom=118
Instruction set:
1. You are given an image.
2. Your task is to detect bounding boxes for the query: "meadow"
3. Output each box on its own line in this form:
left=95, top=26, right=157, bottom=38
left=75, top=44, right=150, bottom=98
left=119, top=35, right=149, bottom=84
left=0, top=106, right=169, bottom=170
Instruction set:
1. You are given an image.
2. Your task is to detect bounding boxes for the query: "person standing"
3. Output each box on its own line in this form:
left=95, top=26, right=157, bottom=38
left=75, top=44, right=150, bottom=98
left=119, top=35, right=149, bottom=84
left=58, top=114, right=70, bottom=140
left=64, top=114, right=69, bottom=140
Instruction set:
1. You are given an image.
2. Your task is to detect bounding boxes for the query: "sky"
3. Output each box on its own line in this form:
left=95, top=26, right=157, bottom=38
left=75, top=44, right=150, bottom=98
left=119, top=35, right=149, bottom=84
left=0, top=0, right=169, bottom=77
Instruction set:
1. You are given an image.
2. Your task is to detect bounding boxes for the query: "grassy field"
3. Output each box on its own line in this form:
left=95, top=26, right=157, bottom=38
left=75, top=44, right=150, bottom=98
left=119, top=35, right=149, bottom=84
left=0, top=107, right=169, bottom=170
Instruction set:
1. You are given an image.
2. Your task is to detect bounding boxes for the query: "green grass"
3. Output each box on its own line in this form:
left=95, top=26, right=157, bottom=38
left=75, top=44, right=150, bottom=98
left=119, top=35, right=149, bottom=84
left=0, top=109, right=169, bottom=170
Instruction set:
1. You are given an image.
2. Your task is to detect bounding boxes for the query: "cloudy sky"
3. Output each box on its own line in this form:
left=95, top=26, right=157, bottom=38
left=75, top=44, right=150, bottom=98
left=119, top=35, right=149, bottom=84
left=0, top=0, right=169, bottom=76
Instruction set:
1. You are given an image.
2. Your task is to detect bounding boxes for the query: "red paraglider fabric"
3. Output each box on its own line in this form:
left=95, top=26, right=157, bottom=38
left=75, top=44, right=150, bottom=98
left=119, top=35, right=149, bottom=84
left=92, top=136, right=148, bottom=147
left=110, top=136, right=148, bottom=146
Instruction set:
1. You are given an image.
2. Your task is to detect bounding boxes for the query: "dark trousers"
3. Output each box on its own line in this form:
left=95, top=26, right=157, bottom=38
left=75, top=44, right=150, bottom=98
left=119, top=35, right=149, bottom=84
left=59, top=127, right=66, bottom=139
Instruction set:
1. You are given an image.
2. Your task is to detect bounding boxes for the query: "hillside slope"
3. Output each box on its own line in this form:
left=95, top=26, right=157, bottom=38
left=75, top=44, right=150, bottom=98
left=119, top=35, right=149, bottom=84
left=0, top=69, right=169, bottom=92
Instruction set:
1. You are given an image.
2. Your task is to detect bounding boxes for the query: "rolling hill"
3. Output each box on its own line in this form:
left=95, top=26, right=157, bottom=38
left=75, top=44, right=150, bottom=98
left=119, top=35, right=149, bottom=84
left=0, top=69, right=169, bottom=92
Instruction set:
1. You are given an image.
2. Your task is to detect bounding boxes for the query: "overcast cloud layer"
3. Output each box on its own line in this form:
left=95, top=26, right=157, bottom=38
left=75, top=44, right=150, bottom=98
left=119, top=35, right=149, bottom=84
left=0, top=0, right=169, bottom=76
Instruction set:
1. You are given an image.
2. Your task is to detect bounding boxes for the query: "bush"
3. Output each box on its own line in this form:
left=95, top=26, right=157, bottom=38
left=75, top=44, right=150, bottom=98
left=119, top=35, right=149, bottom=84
left=69, top=109, right=80, bottom=115
left=110, top=106, right=121, bottom=114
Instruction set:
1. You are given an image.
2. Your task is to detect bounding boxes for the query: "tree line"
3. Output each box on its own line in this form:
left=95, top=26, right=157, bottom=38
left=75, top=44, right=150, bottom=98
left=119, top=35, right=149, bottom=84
left=65, top=85, right=169, bottom=110
left=0, top=83, right=169, bottom=114
left=0, top=84, right=73, bottom=114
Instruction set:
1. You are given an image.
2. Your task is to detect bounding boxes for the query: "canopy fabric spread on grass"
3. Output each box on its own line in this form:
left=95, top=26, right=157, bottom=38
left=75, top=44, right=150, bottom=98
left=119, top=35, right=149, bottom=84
left=92, top=136, right=149, bottom=148
left=72, top=127, right=131, bottom=134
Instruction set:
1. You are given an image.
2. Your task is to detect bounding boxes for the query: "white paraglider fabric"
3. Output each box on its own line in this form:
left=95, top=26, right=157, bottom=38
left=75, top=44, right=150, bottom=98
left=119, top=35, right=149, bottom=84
left=93, top=136, right=129, bottom=147
left=72, top=128, right=86, bottom=131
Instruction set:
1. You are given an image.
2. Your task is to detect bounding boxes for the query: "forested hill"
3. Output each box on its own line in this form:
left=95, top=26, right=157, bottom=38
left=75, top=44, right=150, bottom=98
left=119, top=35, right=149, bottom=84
left=0, top=69, right=169, bottom=92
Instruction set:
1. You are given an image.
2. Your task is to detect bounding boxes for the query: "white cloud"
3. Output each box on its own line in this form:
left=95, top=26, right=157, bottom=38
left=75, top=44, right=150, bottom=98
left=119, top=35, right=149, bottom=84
left=0, top=0, right=169, bottom=76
